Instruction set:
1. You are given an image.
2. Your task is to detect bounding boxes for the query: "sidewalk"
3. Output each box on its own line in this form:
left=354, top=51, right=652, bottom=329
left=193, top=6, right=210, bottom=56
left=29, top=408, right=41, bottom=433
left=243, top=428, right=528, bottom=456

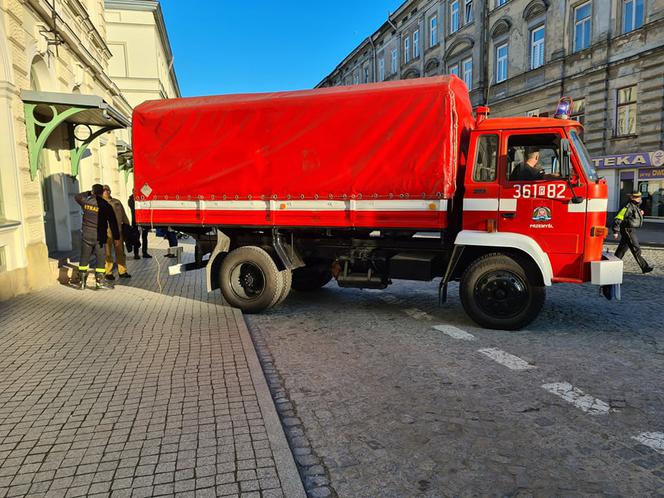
left=0, top=237, right=305, bottom=498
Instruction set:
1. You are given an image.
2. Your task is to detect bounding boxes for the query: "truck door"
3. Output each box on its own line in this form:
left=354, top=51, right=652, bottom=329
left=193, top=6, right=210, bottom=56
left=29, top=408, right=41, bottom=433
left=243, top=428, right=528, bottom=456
left=462, top=133, right=500, bottom=231
left=499, top=131, right=587, bottom=280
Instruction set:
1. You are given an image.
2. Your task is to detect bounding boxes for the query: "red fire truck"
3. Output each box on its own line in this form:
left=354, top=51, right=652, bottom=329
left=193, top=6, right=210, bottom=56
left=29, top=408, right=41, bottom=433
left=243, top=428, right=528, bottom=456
left=133, top=76, right=622, bottom=329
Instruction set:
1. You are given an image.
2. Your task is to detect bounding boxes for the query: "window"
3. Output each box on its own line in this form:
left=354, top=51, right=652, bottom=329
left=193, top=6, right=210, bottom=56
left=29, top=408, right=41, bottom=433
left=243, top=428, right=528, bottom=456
left=495, top=43, right=508, bottom=82
left=496, top=0, right=508, bottom=6
left=449, top=64, right=460, bottom=77
left=0, top=176, right=4, bottom=222
left=379, top=59, right=385, bottom=81
left=616, top=86, right=637, bottom=136
left=465, top=0, right=474, bottom=23
left=391, top=49, right=398, bottom=73
left=571, top=98, right=586, bottom=125
left=450, top=1, right=459, bottom=32
left=0, top=246, right=5, bottom=273
left=623, top=0, right=645, bottom=33
left=574, top=2, right=592, bottom=52
left=507, top=134, right=562, bottom=182
left=526, top=109, right=540, bottom=117
left=404, top=38, right=410, bottom=63
left=430, top=16, right=438, bottom=46
left=353, top=73, right=360, bottom=85
left=413, top=30, right=420, bottom=58
left=473, top=135, right=499, bottom=182
left=364, top=67, right=369, bottom=83
left=462, top=58, right=473, bottom=90
left=530, top=25, right=545, bottom=69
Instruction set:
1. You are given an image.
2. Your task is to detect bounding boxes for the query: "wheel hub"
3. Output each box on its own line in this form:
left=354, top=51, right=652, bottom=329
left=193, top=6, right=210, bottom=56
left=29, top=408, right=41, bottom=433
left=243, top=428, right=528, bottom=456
left=474, top=270, right=528, bottom=319
left=233, top=263, right=265, bottom=298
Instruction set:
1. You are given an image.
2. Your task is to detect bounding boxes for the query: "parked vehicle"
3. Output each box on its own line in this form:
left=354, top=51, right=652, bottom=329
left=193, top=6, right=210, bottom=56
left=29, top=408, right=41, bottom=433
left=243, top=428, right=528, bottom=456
left=132, top=76, right=622, bottom=329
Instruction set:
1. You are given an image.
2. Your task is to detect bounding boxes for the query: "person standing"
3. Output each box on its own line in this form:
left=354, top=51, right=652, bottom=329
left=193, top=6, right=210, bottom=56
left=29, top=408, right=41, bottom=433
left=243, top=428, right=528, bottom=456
left=613, top=191, right=654, bottom=274
left=127, top=194, right=152, bottom=259
left=102, top=185, right=132, bottom=279
left=74, top=184, right=120, bottom=290
left=155, top=227, right=178, bottom=258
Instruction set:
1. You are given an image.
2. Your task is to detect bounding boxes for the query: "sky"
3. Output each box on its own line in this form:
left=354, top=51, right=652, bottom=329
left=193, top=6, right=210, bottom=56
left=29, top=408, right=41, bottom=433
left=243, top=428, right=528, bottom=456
left=159, top=1, right=404, bottom=97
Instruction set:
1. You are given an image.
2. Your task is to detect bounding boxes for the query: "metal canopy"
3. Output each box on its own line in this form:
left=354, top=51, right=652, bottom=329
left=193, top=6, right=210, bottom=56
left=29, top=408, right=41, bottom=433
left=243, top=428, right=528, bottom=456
left=20, top=90, right=131, bottom=180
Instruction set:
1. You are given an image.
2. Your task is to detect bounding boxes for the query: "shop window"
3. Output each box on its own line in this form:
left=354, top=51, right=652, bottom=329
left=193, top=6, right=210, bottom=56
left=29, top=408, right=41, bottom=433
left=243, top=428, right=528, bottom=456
left=616, top=86, right=637, bottom=136
left=574, top=2, right=592, bottom=52
left=640, top=181, right=664, bottom=217
left=530, top=25, right=545, bottom=69
left=473, top=135, right=498, bottom=182
left=623, top=0, right=645, bottom=34
left=571, top=98, right=586, bottom=125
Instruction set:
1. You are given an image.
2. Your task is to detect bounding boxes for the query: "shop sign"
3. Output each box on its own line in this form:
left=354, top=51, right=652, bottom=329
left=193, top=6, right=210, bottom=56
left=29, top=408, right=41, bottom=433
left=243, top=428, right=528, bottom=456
left=593, top=150, right=664, bottom=169
left=638, top=168, right=664, bottom=180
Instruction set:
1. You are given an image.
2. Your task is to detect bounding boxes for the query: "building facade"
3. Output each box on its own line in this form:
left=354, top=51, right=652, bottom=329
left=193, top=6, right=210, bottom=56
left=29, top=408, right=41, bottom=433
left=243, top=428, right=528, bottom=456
left=318, top=0, right=664, bottom=218
left=0, top=0, right=178, bottom=301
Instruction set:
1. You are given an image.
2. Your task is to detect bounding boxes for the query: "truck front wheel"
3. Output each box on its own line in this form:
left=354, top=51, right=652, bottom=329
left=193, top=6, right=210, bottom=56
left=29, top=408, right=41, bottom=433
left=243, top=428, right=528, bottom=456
left=460, top=253, right=545, bottom=330
left=219, top=246, right=283, bottom=313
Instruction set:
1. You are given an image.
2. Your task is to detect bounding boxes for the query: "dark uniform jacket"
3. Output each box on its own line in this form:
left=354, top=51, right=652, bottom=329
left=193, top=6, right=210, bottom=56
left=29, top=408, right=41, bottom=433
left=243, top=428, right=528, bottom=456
left=74, top=192, right=120, bottom=244
left=612, top=200, right=643, bottom=234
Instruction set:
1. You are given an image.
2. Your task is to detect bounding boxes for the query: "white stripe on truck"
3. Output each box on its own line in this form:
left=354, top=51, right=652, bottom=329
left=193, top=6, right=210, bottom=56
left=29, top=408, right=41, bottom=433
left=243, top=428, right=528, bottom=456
left=135, top=199, right=449, bottom=212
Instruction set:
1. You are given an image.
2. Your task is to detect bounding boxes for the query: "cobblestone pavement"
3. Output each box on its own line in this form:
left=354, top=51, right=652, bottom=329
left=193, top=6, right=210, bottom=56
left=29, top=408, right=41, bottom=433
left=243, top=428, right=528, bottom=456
left=0, top=237, right=304, bottom=498
left=247, top=247, right=664, bottom=497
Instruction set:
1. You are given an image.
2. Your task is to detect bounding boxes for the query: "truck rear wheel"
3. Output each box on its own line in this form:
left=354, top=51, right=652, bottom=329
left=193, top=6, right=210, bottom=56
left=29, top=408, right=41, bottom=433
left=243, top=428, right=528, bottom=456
left=291, top=266, right=332, bottom=292
left=219, top=246, right=283, bottom=313
left=274, top=270, right=292, bottom=306
left=460, top=253, right=545, bottom=330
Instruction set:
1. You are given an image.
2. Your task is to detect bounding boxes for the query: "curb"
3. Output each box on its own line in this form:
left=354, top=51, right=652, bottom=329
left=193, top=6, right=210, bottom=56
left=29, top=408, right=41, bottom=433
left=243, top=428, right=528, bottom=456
left=233, top=308, right=307, bottom=498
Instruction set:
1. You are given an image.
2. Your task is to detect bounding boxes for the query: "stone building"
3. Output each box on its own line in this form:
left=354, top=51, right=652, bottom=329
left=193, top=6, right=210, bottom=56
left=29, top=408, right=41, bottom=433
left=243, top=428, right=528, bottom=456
left=318, top=0, right=664, bottom=217
left=0, top=0, right=178, bottom=301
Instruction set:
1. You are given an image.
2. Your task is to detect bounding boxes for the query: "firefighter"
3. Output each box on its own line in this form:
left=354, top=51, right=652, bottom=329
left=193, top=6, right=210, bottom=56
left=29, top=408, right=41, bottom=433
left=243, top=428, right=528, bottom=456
left=102, top=185, right=132, bottom=279
left=74, top=184, right=121, bottom=289
left=613, top=192, right=654, bottom=274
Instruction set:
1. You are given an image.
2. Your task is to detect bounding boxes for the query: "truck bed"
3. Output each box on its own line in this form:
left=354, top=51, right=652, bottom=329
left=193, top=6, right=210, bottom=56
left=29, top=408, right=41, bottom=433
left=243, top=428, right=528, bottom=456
left=133, top=76, right=474, bottom=230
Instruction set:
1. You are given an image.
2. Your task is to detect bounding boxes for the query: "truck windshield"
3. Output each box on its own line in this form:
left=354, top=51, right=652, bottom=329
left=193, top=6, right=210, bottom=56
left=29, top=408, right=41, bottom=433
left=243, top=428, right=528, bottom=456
left=569, top=129, right=598, bottom=182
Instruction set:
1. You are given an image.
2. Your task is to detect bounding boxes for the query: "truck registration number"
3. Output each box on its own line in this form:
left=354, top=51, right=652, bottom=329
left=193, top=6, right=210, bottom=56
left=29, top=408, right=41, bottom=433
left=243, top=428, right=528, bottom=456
left=514, top=183, right=566, bottom=199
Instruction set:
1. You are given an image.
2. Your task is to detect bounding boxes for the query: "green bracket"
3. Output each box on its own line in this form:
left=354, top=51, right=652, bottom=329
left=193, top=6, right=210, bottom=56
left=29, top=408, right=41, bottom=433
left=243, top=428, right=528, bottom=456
left=24, top=103, right=114, bottom=180
left=69, top=124, right=116, bottom=178
left=24, top=103, right=85, bottom=180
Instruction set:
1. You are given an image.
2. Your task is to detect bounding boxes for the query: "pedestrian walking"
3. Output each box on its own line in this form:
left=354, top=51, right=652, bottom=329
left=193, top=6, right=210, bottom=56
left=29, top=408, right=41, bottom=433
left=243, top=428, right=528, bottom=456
left=74, top=184, right=120, bottom=290
left=613, top=191, right=654, bottom=274
left=102, top=185, right=132, bottom=279
left=127, top=194, right=152, bottom=259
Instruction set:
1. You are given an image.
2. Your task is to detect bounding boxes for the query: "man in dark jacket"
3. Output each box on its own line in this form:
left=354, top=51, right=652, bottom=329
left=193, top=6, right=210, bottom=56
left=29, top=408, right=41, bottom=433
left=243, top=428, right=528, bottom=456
left=613, top=191, right=654, bottom=274
left=127, top=194, right=152, bottom=259
left=74, top=184, right=121, bottom=289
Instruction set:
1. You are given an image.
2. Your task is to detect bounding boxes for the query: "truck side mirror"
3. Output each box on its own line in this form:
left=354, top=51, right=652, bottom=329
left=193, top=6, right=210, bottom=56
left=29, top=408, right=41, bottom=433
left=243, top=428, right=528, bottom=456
left=560, top=139, right=571, bottom=179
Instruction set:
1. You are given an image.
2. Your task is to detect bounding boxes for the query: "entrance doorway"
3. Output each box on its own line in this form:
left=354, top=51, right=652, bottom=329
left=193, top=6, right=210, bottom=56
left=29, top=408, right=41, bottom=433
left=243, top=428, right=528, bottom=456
left=619, top=170, right=635, bottom=209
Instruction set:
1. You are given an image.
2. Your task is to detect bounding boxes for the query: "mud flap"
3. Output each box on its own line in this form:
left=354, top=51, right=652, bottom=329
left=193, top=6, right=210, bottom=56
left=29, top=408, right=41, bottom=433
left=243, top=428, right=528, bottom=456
left=600, top=283, right=621, bottom=301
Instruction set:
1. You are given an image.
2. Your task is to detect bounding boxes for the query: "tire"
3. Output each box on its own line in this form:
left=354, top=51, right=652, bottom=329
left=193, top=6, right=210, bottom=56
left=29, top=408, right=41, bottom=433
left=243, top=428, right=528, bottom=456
left=219, top=246, right=283, bottom=313
left=274, top=270, right=292, bottom=306
left=459, top=253, right=545, bottom=330
left=291, top=266, right=332, bottom=292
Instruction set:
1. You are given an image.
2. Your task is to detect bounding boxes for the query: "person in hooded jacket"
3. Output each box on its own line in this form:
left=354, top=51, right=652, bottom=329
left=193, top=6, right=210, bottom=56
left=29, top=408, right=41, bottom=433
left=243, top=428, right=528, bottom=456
left=612, top=191, right=654, bottom=274
left=74, top=184, right=121, bottom=289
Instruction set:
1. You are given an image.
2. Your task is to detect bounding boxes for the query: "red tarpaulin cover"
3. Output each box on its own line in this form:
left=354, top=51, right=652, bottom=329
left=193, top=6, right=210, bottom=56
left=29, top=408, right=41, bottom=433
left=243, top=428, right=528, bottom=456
left=133, top=76, right=474, bottom=229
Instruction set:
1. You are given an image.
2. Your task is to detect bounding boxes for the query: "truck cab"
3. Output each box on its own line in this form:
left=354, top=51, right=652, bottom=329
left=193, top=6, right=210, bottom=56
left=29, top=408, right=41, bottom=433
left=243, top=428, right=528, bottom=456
left=451, top=109, right=622, bottom=328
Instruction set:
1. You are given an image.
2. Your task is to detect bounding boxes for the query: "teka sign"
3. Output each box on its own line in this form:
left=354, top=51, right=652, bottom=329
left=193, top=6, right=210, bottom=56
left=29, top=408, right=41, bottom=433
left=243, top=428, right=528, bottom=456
left=593, top=150, right=664, bottom=169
